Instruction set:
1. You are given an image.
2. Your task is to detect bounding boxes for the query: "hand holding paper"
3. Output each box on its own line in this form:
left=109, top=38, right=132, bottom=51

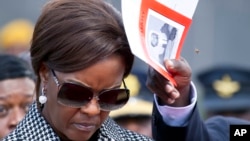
left=146, top=58, right=192, bottom=105
left=122, top=0, right=199, bottom=85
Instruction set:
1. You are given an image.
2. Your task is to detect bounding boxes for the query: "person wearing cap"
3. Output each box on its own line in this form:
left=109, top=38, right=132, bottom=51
left=0, top=53, right=35, bottom=139
left=110, top=73, right=153, bottom=138
left=198, top=66, right=250, bottom=120
left=0, top=19, right=34, bottom=56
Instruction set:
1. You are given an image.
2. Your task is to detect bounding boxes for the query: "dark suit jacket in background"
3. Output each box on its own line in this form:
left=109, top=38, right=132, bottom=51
left=152, top=102, right=250, bottom=141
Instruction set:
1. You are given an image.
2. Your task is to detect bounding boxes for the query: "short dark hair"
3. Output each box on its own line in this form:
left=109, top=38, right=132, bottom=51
left=0, top=53, right=35, bottom=81
left=30, top=0, right=134, bottom=102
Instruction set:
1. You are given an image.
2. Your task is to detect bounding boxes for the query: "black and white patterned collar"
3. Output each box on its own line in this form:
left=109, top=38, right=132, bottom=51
left=4, top=102, right=152, bottom=141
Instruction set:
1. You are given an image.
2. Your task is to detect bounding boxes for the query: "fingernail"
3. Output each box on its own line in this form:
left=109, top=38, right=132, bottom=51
left=165, top=83, right=173, bottom=92
left=167, top=60, right=174, bottom=68
left=167, top=98, right=175, bottom=104
left=172, top=91, right=180, bottom=99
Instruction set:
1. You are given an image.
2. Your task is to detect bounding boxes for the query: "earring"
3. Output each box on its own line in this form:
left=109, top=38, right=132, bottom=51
left=39, top=87, right=47, bottom=104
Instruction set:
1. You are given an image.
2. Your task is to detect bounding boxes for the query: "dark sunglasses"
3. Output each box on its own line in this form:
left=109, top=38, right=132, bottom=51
left=51, top=70, right=130, bottom=111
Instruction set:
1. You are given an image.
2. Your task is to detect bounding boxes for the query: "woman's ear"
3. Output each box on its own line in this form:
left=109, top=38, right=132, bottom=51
left=39, top=63, right=50, bottom=83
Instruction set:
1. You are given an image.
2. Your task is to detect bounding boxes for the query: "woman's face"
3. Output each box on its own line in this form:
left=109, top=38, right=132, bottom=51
left=41, top=54, right=126, bottom=141
left=0, top=78, right=35, bottom=139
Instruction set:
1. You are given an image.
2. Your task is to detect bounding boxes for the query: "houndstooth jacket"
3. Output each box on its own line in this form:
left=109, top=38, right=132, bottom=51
left=3, top=103, right=153, bottom=141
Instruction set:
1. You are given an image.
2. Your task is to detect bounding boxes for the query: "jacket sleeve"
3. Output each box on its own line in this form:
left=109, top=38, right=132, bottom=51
left=152, top=100, right=187, bottom=141
left=152, top=101, right=250, bottom=141
left=152, top=102, right=210, bottom=141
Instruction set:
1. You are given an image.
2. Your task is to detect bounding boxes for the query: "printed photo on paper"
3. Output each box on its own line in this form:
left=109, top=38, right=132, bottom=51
left=145, top=9, right=184, bottom=70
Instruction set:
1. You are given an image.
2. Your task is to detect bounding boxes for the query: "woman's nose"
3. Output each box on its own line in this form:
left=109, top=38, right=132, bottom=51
left=80, top=97, right=101, bottom=116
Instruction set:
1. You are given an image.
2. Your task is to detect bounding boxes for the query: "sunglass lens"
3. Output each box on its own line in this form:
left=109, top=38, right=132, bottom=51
left=57, top=83, right=92, bottom=108
left=99, top=89, right=129, bottom=111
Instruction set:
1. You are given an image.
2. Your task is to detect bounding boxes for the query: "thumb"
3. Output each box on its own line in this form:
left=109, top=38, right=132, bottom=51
left=164, top=58, right=191, bottom=77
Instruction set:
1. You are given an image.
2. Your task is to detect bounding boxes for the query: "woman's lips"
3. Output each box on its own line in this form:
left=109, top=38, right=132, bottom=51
left=73, top=123, right=96, bottom=132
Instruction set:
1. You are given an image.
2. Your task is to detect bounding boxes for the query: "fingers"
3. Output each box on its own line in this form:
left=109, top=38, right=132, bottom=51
left=164, top=83, right=180, bottom=104
left=146, top=67, right=180, bottom=104
left=165, top=83, right=180, bottom=99
left=146, top=67, right=173, bottom=104
left=146, top=67, right=168, bottom=95
left=147, top=57, right=191, bottom=106
left=164, top=57, right=192, bottom=77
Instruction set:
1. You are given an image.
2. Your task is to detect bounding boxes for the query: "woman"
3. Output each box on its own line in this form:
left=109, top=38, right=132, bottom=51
left=3, top=0, right=192, bottom=140
left=0, top=54, right=35, bottom=139
left=4, top=0, right=148, bottom=140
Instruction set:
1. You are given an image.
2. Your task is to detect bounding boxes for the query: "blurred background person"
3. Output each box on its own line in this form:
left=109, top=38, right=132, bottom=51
left=0, top=19, right=34, bottom=56
left=197, top=66, right=250, bottom=120
left=0, top=53, right=35, bottom=139
left=110, top=72, right=153, bottom=138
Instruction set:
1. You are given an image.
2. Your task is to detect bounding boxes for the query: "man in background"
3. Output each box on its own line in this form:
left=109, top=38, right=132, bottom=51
left=197, top=66, right=250, bottom=120
left=0, top=54, right=35, bottom=139
left=110, top=72, right=153, bottom=138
